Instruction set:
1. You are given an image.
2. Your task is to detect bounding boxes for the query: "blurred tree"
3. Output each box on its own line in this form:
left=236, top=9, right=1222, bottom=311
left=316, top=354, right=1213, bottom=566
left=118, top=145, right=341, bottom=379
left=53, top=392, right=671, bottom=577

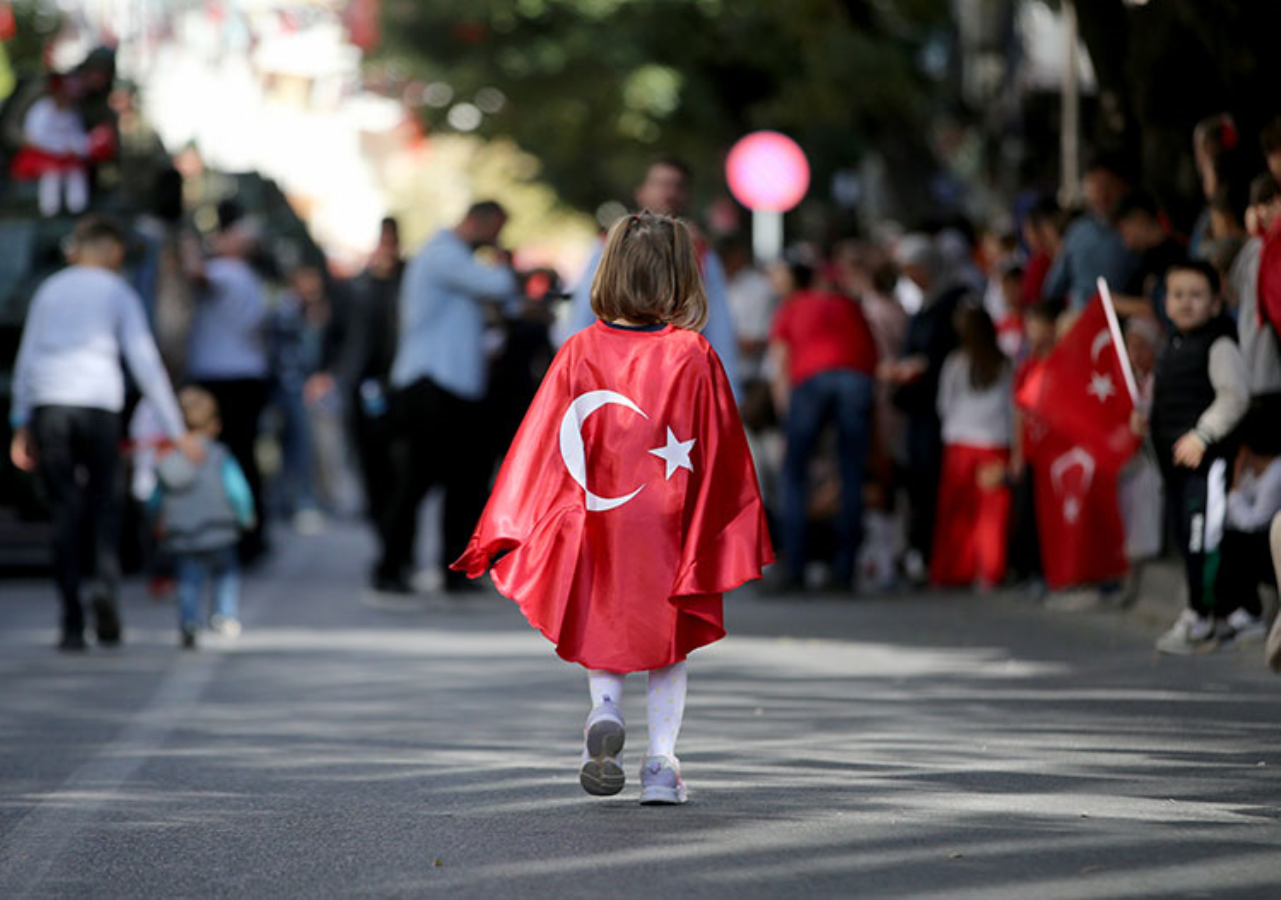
left=4, top=0, right=60, bottom=75
left=1074, top=0, right=1281, bottom=228
left=378, top=0, right=951, bottom=221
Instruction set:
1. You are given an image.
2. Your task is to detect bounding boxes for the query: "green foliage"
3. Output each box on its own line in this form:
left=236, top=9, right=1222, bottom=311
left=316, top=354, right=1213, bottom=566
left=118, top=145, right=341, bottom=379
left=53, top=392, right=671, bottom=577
left=378, top=0, right=950, bottom=213
left=7, top=0, right=61, bottom=74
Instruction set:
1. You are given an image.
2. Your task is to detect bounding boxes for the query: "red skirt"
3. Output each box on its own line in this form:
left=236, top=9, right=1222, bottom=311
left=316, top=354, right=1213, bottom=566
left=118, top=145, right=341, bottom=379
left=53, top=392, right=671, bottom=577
left=930, top=443, right=1011, bottom=587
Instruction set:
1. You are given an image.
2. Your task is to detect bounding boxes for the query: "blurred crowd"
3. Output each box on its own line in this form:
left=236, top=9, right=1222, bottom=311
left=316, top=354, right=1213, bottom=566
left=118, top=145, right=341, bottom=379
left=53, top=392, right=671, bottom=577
left=6, top=45, right=1281, bottom=671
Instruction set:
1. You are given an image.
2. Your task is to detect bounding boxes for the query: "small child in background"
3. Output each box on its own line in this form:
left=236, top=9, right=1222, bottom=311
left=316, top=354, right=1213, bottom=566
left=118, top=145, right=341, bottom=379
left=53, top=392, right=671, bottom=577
left=152, top=387, right=256, bottom=649
left=1007, top=300, right=1061, bottom=589
left=1144, top=260, right=1249, bottom=654
left=931, top=306, right=1013, bottom=589
left=1212, top=413, right=1281, bottom=644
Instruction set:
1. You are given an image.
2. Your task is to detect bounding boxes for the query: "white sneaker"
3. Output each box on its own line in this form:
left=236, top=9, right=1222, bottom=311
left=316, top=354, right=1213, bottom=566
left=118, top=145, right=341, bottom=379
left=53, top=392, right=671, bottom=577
left=1045, top=589, right=1103, bottom=613
left=639, top=755, right=688, bottom=805
left=1225, top=609, right=1266, bottom=644
left=292, top=509, right=326, bottom=536
left=208, top=614, right=242, bottom=639
left=580, top=702, right=626, bottom=796
left=1155, top=609, right=1218, bottom=655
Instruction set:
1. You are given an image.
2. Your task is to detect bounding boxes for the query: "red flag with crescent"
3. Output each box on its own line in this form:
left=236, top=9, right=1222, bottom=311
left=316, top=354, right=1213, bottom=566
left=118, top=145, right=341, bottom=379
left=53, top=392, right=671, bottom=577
left=1015, top=292, right=1134, bottom=588
left=452, top=321, right=773, bottom=672
left=1032, top=431, right=1130, bottom=589
left=1014, top=293, right=1139, bottom=473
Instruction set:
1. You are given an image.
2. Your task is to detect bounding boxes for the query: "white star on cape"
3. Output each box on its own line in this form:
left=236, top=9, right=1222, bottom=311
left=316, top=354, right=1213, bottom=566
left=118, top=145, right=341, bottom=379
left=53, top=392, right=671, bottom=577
left=1087, top=372, right=1116, bottom=402
left=649, top=427, right=695, bottom=479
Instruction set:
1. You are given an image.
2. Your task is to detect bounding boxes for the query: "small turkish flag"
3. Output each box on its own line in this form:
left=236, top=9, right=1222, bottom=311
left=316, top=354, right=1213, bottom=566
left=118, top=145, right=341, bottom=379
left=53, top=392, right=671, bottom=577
left=1033, top=431, right=1129, bottom=590
left=1015, top=292, right=1139, bottom=473
left=453, top=322, right=773, bottom=673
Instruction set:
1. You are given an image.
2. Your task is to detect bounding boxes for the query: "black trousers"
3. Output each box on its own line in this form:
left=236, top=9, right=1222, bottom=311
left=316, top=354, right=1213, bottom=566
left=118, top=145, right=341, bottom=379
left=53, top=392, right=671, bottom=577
left=1215, top=528, right=1269, bottom=618
left=1007, top=465, right=1042, bottom=582
left=351, top=397, right=396, bottom=528
left=197, top=378, right=268, bottom=556
left=905, top=412, right=942, bottom=563
left=377, top=378, right=491, bottom=583
left=30, top=406, right=123, bottom=636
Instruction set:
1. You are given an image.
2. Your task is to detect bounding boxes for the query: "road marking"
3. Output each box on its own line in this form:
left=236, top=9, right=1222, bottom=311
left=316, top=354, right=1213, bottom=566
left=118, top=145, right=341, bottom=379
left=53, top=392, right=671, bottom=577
left=0, top=654, right=219, bottom=898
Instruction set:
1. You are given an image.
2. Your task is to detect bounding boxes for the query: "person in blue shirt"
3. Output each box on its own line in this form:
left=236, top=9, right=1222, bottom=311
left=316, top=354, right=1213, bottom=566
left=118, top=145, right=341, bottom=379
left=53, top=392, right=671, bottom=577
left=1042, top=153, right=1139, bottom=310
left=373, top=201, right=518, bottom=596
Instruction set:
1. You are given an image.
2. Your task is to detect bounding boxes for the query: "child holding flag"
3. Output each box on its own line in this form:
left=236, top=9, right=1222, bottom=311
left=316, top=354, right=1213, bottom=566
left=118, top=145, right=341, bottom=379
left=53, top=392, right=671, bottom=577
left=453, top=212, right=772, bottom=804
left=1141, top=260, right=1249, bottom=654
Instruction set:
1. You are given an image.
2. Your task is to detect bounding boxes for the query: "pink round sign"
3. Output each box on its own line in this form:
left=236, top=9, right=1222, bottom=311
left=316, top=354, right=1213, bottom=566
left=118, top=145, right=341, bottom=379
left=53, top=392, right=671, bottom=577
left=725, top=131, right=810, bottom=212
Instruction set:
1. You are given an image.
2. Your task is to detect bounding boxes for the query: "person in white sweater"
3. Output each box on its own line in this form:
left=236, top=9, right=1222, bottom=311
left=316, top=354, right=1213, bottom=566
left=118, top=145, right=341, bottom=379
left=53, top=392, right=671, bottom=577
left=1212, top=415, right=1281, bottom=644
left=930, top=305, right=1013, bottom=588
left=9, top=216, right=198, bottom=651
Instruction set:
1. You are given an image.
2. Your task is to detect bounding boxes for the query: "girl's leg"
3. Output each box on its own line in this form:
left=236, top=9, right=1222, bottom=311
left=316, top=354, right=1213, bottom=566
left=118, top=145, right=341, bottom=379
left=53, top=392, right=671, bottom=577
left=646, top=661, right=687, bottom=760
left=587, top=670, right=625, bottom=708
left=641, top=662, right=689, bottom=805
left=38, top=172, right=61, bottom=216
left=974, top=449, right=1012, bottom=588
left=175, top=555, right=205, bottom=641
left=581, top=670, right=626, bottom=796
left=65, top=167, right=88, bottom=214
left=210, top=547, right=242, bottom=635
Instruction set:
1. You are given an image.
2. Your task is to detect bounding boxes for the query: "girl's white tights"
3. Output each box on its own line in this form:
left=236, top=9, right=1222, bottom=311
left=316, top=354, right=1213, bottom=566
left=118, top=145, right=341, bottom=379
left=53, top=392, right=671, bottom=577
left=587, top=661, right=687, bottom=760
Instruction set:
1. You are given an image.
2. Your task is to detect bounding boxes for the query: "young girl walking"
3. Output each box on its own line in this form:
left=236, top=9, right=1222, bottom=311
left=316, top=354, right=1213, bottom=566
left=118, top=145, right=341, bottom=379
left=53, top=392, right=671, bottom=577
left=453, top=211, right=772, bottom=804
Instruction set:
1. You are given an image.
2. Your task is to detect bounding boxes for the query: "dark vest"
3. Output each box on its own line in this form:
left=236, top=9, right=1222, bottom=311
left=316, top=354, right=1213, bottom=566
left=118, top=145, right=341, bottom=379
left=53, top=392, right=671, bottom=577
left=1151, top=315, right=1237, bottom=460
left=157, top=442, right=241, bottom=554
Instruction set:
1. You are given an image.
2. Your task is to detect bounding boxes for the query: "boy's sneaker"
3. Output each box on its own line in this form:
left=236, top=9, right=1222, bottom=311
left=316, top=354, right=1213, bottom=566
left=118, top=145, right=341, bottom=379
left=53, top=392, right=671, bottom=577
left=209, top=615, right=242, bottom=639
left=180, top=627, right=198, bottom=650
left=579, top=702, right=626, bottom=796
left=1224, top=609, right=1266, bottom=644
left=1155, top=609, right=1218, bottom=655
left=639, top=755, right=687, bottom=805
left=1266, top=615, right=1281, bottom=673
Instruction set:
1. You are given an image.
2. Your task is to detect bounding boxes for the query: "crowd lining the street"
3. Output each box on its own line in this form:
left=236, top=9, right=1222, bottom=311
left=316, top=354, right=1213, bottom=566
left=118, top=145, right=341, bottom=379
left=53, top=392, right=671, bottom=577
left=6, top=49, right=1281, bottom=675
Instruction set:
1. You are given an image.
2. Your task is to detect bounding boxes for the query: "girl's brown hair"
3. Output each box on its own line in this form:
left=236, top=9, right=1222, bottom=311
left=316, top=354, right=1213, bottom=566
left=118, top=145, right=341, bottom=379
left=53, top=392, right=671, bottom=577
left=589, top=210, right=708, bottom=331
left=957, top=305, right=1007, bottom=391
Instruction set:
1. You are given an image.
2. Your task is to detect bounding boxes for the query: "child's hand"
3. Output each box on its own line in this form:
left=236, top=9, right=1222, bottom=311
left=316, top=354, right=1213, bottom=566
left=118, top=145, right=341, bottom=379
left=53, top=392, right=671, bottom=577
left=1130, top=410, right=1148, bottom=437
left=1173, top=430, right=1207, bottom=469
left=976, top=461, right=1007, bottom=490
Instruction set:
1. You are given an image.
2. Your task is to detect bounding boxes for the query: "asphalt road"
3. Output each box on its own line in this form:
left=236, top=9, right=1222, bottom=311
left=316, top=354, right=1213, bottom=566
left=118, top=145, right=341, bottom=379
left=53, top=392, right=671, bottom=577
left=2, top=522, right=1280, bottom=899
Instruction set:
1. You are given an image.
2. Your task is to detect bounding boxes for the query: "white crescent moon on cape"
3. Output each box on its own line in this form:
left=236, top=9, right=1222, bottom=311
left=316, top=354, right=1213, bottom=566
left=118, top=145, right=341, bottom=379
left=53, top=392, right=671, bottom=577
left=1090, top=329, right=1111, bottom=364
left=559, top=390, right=649, bottom=511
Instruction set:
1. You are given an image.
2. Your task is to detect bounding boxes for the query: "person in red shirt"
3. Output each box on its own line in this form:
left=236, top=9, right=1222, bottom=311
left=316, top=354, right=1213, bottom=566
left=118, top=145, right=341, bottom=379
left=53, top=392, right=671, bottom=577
left=1021, top=197, right=1063, bottom=310
left=769, top=256, right=878, bottom=590
left=1007, top=299, right=1062, bottom=586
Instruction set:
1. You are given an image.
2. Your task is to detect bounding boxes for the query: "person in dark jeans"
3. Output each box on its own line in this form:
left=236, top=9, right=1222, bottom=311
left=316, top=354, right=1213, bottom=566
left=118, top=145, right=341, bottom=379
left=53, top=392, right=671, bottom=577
left=9, top=216, right=195, bottom=649
left=768, top=257, right=878, bottom=590
left=885, top=235, right=964, bottom=584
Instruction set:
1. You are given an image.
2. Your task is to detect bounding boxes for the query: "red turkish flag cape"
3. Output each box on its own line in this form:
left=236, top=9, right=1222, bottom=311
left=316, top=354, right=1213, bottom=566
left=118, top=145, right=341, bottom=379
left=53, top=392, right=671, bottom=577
left=452, top=321, right=773, bottom=672
left=1015, top=294, right=1139, bottom=473
left=1032, top=430, right=1129, bottom=590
